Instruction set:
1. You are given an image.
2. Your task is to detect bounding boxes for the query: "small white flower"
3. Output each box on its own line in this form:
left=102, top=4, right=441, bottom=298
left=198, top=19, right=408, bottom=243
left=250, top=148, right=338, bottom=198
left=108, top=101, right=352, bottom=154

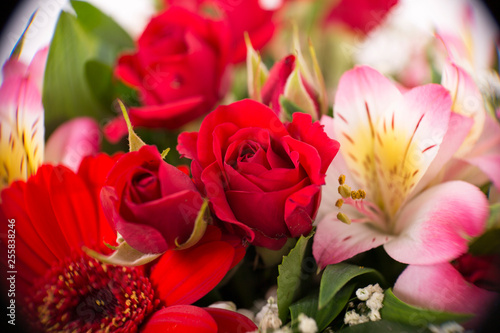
left=298, top=313, right=318, bottom=333
left=368, top=309, right=381, bottom=322
left=208, top=301, right=237, bottom=311
left=366, top=291, right=384, bottom=311
left=428, top=321, right=465, bottom=333
left=344, top=310, right=369, bottom=326
left=256, top=297, right=281, bottom=333
left=356, top=288, right=371, bottom=301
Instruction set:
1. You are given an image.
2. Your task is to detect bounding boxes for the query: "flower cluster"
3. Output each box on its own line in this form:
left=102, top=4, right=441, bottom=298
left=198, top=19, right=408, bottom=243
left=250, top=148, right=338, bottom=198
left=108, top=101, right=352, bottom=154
left=1, top=0, right=499, bottom=332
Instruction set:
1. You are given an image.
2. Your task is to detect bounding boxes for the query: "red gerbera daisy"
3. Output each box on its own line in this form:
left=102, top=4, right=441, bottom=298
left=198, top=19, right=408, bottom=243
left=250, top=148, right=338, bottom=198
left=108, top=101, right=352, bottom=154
left=0, top=154, right=256, bottom=332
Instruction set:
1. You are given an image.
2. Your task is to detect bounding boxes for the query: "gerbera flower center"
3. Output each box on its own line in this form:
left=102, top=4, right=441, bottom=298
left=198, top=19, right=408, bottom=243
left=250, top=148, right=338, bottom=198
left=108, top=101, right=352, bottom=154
left=27, top=252, right=158, bottom=332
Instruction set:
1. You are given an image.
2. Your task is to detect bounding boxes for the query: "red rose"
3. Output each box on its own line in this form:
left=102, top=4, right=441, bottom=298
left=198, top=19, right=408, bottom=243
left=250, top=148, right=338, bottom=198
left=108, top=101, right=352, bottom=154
left=166, top=0, right=280, bottom=63
left=101, top=145, right=204, bottom=254
left=111, top=6, right=230, bottom=139
left=325, top=0, right=398, bottom=34
left=177, top=99, right=340, bottom=250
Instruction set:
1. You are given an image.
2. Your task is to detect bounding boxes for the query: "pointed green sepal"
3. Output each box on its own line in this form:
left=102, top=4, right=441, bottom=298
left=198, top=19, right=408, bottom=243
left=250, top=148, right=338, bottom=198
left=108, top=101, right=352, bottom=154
left=245, top=32, right=268, bottom=102
left=161, top=148, right=171, bottom=160
left=83, top=242, right=162, bottom=267
left=308, top=38, right=328, bottom=116
left=175, top=199, right=209, bottom=250
left=115, top=99, right=146, bottom=152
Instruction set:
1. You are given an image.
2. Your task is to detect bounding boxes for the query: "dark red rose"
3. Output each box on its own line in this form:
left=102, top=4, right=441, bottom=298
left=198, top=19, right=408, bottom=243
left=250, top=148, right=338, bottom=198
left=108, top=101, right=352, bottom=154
left=109, top=6, right=230, bottom=141
left=177, top=99, right=340, bottom=250
left=325, top=0, right=398, bottom=34
left=166, top=0, right=280, bottom=63
left=101, top=145, right=204, bottom=254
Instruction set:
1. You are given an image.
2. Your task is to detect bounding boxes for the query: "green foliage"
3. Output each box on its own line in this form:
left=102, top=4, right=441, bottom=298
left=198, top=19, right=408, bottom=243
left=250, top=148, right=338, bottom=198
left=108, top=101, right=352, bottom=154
left=277, top=233, right=314, bottom=322
left=380, top=289, right=472, bottom=327
left=319, top=263, right=385, bottom=309
left=290, top=283, right=355, bottom=331
left=42, top=0, right=134, bottom=135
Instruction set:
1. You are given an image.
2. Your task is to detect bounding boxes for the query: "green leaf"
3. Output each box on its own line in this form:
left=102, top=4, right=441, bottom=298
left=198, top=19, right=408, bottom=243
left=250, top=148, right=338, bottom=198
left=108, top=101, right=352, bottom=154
left=71, top=0, right=134, bottom=52
left=85, top=60, right=114, bottom=108
left=319, top=263, right=385, bottom=309
left=339, top=320, right=433, bottom=332
left=277, top=233, right=314, bottom=322
left=380, top=289, right=472, bottom=327
left=43, top=1, right=134, bottom=133
left=279, top=95, right=307, bottom=122
left=290, top=283, right=355, bottom=331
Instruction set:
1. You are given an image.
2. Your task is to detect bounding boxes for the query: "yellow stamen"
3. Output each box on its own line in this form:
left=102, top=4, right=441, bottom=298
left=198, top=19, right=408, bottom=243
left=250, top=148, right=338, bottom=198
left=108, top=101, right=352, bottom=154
left=338, top=174, right=346, bottom=185
left=338, top=184, right=352, bottom=198
left=337, top=212, right=351, bottom=225
left=335, top=199, right=344, bottom=208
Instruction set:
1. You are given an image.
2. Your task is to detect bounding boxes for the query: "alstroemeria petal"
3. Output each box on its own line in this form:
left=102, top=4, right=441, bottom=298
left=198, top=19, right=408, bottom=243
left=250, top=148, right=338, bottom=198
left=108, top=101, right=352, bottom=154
left=333, top=66, right=401, bottom=201
left=150, top=241, right=235, bottom=306
left=413, top=112, right=472, bottom=196
left=384, top=181, right=488, bottom=265
left=441, top=62, right=485, bottom=157
left=45, top=117, right=101, bottom=172
left=374, top=84, right=452, bottom=217
left=313, top=214, right=392, bottom=269
left=140, top=305, right=217, bottom=333
left=204, top=308, right=258, bottom=332
left=393, top=263, right=497, bottom=320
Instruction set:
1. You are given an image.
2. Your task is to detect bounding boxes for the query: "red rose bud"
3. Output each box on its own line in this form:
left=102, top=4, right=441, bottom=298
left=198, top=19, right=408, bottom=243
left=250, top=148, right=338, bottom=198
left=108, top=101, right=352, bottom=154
left=110, top=6, right=231, bottom=141
left=177, top=99, right=340, bottom=250
left=246, top=34, right=327, bottom=122
left=100, top=145, right=206, bottom=254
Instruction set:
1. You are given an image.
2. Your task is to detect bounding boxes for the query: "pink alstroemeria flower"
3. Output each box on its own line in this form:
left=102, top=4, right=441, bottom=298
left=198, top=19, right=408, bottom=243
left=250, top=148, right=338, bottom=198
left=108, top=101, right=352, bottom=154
left=393, top=254, right=500, bottom=328
left=0, top=47, right=100, bottom=190
left=440, top=62, right=500, bottom=190
left=313, top=66, right=489, bottom=268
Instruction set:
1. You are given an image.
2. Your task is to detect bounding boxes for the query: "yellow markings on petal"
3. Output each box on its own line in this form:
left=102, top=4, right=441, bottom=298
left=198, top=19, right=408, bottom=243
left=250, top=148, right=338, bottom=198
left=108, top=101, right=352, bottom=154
left=374, top=125, right=423, bottom=218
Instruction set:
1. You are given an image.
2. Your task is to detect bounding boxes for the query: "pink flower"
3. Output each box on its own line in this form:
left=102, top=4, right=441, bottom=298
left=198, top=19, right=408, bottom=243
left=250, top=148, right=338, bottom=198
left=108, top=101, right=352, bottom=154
left=313, top=66, right=489, bottom=268
left=393, top=255, right=500, bottom=328
left=0, top=47, right=100, bottom=189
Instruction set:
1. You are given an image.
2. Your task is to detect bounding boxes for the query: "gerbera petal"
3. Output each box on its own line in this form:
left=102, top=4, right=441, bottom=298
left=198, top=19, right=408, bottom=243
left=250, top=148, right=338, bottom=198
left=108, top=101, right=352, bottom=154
left=374, top=84, right=452, bottom=217
left=204, top=308, right=258, bottom=332
left=150, top=241, right=235, bottom=306
left=313, top=213, right=392, bottom=269
left=140, top=305, right=217, bottom=333
left=333, top=65, right=401, bottom=201
left=384, top=181, right=488, bottom=265
left=393, top=263, right=497, bottom=321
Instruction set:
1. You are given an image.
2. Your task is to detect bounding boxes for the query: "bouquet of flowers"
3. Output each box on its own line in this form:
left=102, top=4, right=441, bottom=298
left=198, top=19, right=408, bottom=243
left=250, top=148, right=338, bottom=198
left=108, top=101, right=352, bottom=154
left=1, top=0, right=499, bottom=332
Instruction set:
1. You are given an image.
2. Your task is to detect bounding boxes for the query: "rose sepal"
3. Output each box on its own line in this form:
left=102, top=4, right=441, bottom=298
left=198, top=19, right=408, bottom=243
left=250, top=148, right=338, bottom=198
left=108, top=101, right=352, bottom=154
left=174, top=199, right=210, bottom=250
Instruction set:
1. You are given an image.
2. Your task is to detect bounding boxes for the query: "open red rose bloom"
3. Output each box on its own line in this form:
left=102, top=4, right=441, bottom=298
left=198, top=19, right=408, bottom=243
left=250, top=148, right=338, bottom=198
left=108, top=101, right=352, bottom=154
left=178, top=99, right=340, bottom=250
left=0, top=154, right=255, bottom=332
